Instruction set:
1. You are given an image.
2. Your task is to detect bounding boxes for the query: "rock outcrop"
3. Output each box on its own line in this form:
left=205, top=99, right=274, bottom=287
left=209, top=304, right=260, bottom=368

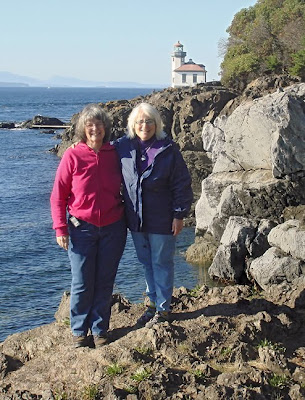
left=0, top=122, right=15, bottom=129
left=20, top=116, right=66, bottom=129
left=248, top=218, right=305, bottom=290
left=1, top=285, right=305, bottom=399
left=194, top=83, right=305, bottom=287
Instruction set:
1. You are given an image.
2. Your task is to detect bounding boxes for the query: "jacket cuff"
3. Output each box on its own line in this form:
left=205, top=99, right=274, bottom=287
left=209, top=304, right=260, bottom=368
left=56, top=226, right=68, bottom=237
left=174, top=211, right=187, bottom=219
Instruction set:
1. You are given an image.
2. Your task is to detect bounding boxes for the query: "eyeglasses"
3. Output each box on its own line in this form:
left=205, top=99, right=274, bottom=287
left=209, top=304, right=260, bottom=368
left=135, top=119, right=155, bottom=126
left=85, top=121, right=104, bottom=128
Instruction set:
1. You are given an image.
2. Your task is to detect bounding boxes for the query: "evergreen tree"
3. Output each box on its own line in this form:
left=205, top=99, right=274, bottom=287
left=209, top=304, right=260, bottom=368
left=220, top=0, right=305, bottom=87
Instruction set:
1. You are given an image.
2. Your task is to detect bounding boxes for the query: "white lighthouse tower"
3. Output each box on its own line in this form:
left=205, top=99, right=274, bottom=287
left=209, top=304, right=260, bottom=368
left=171, top=41, right=186, bottom=86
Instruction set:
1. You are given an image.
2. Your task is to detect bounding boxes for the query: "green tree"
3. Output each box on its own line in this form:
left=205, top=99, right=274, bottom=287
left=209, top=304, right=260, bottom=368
left=290, top=48, right=305, bottom=78
left=220, top=0, right=305, bottom=87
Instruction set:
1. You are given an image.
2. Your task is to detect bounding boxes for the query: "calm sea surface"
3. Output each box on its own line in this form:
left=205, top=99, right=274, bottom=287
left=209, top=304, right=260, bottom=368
left=0, top=87, right=211, bottom=342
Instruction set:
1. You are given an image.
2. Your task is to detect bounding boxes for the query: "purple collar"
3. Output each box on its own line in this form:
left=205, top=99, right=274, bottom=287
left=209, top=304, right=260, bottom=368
left=136, top=136, right=164, bottom=172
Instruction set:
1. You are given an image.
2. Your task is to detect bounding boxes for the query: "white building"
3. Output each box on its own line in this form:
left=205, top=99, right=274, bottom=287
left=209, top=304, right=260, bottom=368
left=171, top=41, right=207, bottom=88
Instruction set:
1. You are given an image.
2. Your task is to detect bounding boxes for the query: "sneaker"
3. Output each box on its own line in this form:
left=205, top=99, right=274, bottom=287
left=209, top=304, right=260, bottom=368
left=145, top=311, right=169, bottom=329
left=72, top=335, right=88, bottom=348
left=137, top=306, right=156, bottom=326
left=93, top=333, right=109, bottom=349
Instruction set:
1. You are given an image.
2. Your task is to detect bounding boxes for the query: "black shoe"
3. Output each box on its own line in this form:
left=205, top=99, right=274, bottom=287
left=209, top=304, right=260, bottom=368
left=72, top=335, right=88, bottom=348
left=137, top=306, right=156, bottom=326
left=93, top=333, right=109, bottom=348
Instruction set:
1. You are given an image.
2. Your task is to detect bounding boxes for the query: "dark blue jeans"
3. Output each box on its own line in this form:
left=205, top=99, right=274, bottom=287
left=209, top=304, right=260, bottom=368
left=68, top=218, right=126, bottom=336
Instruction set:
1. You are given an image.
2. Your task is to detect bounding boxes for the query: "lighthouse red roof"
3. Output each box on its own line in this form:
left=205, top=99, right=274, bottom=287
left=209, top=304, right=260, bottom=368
left=175, top=63, right=205, bottom=72
left=174, top=41, right=183, bottom=47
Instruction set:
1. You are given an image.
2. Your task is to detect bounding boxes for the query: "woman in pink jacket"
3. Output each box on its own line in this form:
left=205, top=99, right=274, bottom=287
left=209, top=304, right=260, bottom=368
left=50, top=104, right=126, bottom=349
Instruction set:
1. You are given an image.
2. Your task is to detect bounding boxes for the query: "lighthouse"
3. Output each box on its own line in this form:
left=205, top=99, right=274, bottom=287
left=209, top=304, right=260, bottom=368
left=171, top=41, right=207, bottom=88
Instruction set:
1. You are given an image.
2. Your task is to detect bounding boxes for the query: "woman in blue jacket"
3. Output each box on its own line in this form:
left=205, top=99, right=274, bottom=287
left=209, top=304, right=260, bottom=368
left=115, top=103, right=193, bottom=328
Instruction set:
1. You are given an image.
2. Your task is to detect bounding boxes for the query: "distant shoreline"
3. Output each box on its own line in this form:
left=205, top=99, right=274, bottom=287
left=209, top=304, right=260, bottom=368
left=0, top=84, right=166, bottom=89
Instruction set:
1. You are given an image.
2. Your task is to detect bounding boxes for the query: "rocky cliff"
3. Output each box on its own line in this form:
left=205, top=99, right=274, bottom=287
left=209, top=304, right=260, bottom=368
left=190, top=81, right=305, bottom=292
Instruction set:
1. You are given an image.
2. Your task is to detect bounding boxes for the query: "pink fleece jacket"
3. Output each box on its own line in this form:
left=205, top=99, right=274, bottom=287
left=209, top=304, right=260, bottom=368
left=50, top=142, right=124, bottom=237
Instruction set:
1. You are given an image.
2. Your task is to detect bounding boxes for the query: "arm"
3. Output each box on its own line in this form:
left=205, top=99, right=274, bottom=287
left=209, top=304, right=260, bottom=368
left=50, top=150, right=74, bottom=247
left=170, top=145, right=193, bottom=235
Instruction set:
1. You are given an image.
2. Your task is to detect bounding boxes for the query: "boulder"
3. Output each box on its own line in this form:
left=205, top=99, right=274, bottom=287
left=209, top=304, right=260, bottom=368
left=248, top=247, right=304, bottom=290
left=20, top=115, right=66, bottom=129
left=208, top=216, right=257, bottom=282
left=185, top=233, right=219, bottom=265
left=201, top=115, right=226, bottom=163
left=195, top=169, right=300, bottom=241
left=247, top=219, right=305, bottom=290
left=204, top=83, right=305, bottom=177
left=268, top=219, right=305, bottom=260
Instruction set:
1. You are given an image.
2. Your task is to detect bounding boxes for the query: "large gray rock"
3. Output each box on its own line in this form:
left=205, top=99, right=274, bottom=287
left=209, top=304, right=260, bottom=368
left=268, top=219, right=305, bottom=261
left=205, top=83, right=305, bottom=177
left=201, top=115, right=227, bottom=163
left=249, top=247, right=304, bottom=290
left=208, top=217, right=257, bottom=282
left=195, top=169, right=300, bottom=241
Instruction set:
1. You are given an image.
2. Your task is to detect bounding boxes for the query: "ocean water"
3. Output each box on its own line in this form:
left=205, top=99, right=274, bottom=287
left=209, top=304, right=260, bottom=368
left=0, top=87, right=210, bottom=343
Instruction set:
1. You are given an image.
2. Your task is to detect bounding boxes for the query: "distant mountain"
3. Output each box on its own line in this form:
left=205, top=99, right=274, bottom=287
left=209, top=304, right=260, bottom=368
left=0, top=71, right=42, bottom=86
left=0, top=81, right=29, bottom=87
left=0, top=71, right=167, bottom=88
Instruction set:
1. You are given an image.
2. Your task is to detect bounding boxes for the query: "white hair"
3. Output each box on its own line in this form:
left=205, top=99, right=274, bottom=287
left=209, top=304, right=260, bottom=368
left=127, top=102, right=166, bottom=139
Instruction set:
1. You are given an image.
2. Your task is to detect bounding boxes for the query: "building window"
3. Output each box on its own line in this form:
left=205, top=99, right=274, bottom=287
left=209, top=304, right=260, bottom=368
left=182, top=74, right=186, bottom=83
left=193, top=74, right=197, bottom=83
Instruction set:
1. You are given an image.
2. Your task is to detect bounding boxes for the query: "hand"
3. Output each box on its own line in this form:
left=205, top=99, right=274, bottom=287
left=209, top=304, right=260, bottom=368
left=172, top=218, right=184, bottom=236
left=56, top=235, right=69, bottom=250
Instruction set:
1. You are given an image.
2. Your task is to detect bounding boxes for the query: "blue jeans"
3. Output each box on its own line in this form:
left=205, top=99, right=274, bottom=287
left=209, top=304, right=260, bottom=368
left=131, top=232, right=176, bottom=312
left=68, top=218, right=126, bottom=336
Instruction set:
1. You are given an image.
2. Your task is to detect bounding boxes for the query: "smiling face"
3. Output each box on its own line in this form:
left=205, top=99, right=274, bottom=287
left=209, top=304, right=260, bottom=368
left=84, top=118, right=105, bottom=151
left=134, top=112, right=156, bottom=141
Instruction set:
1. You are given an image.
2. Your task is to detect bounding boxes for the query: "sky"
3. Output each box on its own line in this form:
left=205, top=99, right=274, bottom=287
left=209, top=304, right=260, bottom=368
left=1, top=0, right=257, bottom=86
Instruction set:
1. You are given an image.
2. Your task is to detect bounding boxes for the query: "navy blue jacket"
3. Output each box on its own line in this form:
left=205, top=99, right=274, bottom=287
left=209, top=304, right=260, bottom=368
left=114, top=135, right=193, bottom=234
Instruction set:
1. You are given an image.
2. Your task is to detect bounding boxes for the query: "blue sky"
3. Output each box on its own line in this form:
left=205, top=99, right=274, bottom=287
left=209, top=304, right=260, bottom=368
left=1, top=0, right=257, bottom=85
